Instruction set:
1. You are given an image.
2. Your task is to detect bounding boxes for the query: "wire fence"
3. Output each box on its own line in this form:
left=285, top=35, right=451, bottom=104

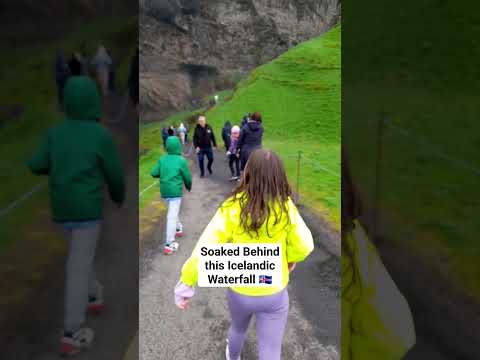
left=284, top=152, right=340, bottom=217
left=349, top=116, right=480, bottom=252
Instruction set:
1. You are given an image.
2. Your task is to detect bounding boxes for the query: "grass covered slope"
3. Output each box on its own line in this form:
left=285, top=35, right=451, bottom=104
left=0, top=16, right=137, bottom=249
left=207, top=25, right=341, bottom=226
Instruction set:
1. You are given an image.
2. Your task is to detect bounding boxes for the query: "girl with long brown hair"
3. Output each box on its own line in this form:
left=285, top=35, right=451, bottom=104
left=174, top=149, right=314, bottom=360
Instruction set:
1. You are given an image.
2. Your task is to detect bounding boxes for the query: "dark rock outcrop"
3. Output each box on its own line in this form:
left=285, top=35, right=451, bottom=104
left=140, top=0, right=341, bottom=120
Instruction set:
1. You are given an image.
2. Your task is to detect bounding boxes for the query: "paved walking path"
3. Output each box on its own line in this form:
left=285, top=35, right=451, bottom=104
left=139, top=149, right=340, bottom=360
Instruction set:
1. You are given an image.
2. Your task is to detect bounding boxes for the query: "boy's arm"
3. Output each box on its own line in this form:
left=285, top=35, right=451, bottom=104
left=180, top=207, right=230, bottom=287
left=210, top=126, right=217, bottom=147
left=285, top=199, right=314, bottom=263
left=180, top=159, right=192, bottom=191
left=99, top=130, right=125, bottom=205
left=28, top=133, right=50, bottom=175
left=151, top=160, right=161, bottom=178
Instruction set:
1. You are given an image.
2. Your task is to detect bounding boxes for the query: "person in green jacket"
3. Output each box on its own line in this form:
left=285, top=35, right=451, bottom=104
left=151, top=136, right=192, bottom=255
left=28, top=75, right=125, bottom=356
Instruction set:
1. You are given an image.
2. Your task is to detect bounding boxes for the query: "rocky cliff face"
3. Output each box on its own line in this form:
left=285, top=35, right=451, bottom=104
left=140, top=0, right=341, bottom=120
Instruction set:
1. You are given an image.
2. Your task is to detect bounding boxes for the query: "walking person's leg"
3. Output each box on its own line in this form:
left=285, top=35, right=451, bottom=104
left=197, top=150, right=206, bottom=177
left=64, top=224, right=101, bottom=333
left=229, top=154, right=236, bottom=177
left=255, top=290, right=289, bottom=360
left=206, top=148, right=214, bottom=174
left=235, top=157, right=241, bottom=178
left=227, top=290, right=254, bottom=360
left=165, top=198, right=182, bottom=253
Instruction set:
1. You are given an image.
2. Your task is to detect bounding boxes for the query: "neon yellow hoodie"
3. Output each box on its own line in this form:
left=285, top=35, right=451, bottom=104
left=180, top=196, right=314, bottom=296
left=342, top=221, right=416, bottom=359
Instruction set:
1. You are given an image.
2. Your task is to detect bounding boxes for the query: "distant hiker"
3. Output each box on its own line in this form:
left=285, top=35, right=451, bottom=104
left=128, top=49, right=139, bottom=107
left=151, top=136, right=192, bottom=255
left=341, top=148, right=415, bottom=360
left=237, top=112, right=264, bottom=171
left=161, top=127, right=169, bottom=148
left=227, top=125, right=241, bottom=181
left=193, top=115, right=217, bottom=177
left=184, top=123, right=189, bottom=143
left=241, top=113, right=251, bottom=129
left=91, top=45, right=112, bottom=96
left=214, top=94, right=219, bottom=104
left=178, top=123, right=187, bottom=145
left=174, top=149, right=314, bottom=360
left=28, top=76, right=125, bottom=356
left=72, top=51, right=87, bottom=75
left=107, top=49, right=117, bottom=94
left=54, top=51, right=71, bottom=108
left=68, top=55, right=83, bottom=76
left=222, top=121, right=232, bottom=151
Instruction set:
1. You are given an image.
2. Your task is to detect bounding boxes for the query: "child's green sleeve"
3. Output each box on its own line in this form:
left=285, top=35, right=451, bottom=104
left=28, top=133, right=50, bottom=175
left=151, top=161, right=161, bottom=178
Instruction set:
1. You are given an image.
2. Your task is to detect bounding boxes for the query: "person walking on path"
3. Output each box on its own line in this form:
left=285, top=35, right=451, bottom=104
left=174, top=149, right=314, bottom=360
left=178, top=123, right=187, bottom=145
left=193, top=115, right=217, bottom=177
left=91, top=45, right=112, bottom=96
left=341, top=149, right=415, bottom=360
left=28, top=76, right=125, bottom=356
left=54, top=50, right=71, bottom=109
left=128, top=49, right=139, bottom=108
left=227, top=125, right=241, bottom=181
left=237, top=112, right=264, bottom=171
left=107, top=49, right=117, bottom=94
left=151, top=136, right=192, bottom=255
left=222, top=121, right=232, bottom=152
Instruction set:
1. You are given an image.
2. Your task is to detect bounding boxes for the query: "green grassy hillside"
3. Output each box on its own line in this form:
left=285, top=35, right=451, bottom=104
left=207, top=25, right=341, bottom=226
left=343, top=3, right=480, bottom=298
left=139, top=25, right=341, bottom=227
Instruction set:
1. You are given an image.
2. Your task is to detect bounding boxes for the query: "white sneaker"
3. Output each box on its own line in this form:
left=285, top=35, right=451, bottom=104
left=164, top=241, right=179, bottom=255
left=226, top=339, right=241, bottom=360
left=60, top=328, right=94, bottom=356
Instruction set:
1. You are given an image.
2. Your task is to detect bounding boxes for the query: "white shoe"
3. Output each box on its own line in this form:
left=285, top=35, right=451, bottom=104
left=164, top=241, right=179, bottom=255
left=60, top=328, right=94, bottom=356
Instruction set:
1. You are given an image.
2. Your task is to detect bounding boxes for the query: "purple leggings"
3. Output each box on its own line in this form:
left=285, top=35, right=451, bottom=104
left=227, top=288, right=289, bottom=360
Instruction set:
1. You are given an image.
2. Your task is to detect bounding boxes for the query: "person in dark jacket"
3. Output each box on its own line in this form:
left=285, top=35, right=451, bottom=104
left=193, top=115, right=217, bottom=177
left=55, top=51, right=71, bottom=108
left=128, top=49, right=139, bottom=107
left=28, top=76, right=125, bottom=356
left=241, top=113, right=251, bottom=129
left=237, top=112, right=264, bottom=171
left=162, top=127, right=170, bottom=148
left=222, top=121, right=232, bottom=151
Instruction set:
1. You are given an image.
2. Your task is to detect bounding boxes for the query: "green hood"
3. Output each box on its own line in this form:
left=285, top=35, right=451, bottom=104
left=64, top=76, right=101, bottom=121
left=166, top=136, right=182, bottom=155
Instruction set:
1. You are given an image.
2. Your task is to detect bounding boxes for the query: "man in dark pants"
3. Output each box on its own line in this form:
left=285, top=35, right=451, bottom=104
left=193, top=115, right=217, bottom=177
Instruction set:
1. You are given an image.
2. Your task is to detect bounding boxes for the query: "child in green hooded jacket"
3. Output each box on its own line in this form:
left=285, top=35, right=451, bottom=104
left=151, top=136, right=192, bottom=255
left=28, top=75, right=125, bottom=356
